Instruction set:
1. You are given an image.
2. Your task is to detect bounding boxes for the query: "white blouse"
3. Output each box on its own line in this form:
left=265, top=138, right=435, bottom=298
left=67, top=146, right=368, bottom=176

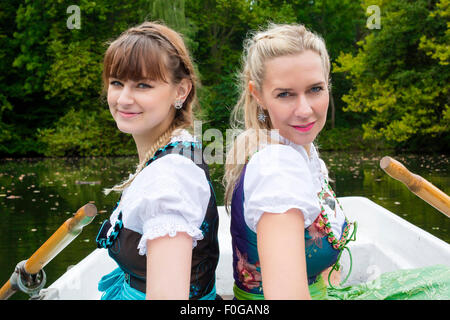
left=107, top=130, right=211, bottom=255
left=243, top=131, right=346, bottom=238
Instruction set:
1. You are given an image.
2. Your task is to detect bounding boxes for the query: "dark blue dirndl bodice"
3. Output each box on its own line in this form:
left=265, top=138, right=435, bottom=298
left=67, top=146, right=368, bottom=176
left=96, top=141, right=219, bottom=300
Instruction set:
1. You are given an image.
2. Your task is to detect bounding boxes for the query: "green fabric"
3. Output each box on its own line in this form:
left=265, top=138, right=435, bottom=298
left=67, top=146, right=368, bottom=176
left=233, top=265, right=450, bottom=300
left=233, top=275, right=327, bottom=300
left=327, top=264, right=450, bottom=300
left=309, top=275, right=328, bottom=300
left=233, top=283, right=265, bottom=300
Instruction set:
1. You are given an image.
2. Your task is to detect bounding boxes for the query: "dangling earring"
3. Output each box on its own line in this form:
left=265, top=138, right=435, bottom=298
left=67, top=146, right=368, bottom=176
left=257, top=105, right=267, bottom=122
left=174, top=100, right=183, bottom=109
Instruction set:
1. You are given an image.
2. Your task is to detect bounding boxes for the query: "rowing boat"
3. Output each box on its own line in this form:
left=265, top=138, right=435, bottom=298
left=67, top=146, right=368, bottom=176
left=36, top=196, right=450, bottom=300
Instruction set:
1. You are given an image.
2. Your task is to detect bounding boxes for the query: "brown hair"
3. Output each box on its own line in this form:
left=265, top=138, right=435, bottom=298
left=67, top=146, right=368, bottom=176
left=103, top=21, right=199, bottom=194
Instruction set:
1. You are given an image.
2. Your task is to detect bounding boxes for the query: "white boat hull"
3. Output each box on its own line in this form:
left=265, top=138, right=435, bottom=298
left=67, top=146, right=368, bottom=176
left=40, top=197, right=450, bottom=300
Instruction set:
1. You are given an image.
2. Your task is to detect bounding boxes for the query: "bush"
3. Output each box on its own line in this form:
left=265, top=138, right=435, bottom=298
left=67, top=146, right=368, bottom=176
left=316, top=127, right=392, bottom=151
left=37, top=107, right=135, bottom=157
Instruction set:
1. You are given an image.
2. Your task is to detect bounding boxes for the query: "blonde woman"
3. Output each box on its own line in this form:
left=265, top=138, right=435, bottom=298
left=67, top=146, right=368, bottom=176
left=224, top=23, right=450, bottom=300
left=95, top=21, right=219, bottom=300
left=224, top=23, right=355, bottom=300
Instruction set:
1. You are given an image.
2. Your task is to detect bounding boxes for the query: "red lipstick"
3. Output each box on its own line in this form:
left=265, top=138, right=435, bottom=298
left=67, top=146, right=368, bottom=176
left=293, top=122, right=315, bottom=132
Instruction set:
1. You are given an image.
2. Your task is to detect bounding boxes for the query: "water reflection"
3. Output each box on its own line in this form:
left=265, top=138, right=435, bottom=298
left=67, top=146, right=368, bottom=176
left=0, top=152, right=448, bottom=299
left=323, top=152, right=449, bottom=244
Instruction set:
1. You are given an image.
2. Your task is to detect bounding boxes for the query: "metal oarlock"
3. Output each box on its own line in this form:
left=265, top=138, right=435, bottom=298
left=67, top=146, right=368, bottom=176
left=9, top=260, right=46, bottom=299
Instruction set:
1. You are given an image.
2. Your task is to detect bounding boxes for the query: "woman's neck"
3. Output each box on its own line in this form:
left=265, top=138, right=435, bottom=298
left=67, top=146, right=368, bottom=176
left=134, top=133, right=160, bottom=164
left=270, top=129, right=312, bottom=157
left=133, top=117, right=174, bottom=164
left=302, top=144, right=311, bottom=157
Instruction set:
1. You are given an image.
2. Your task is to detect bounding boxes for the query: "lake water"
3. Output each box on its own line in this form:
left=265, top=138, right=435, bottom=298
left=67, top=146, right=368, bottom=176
left=1, top=152, right=448, bottom=299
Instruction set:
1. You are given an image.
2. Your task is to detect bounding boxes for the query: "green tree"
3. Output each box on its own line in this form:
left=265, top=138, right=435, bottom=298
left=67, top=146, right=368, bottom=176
left=0, top=1, right=160, bottom=156
left=141, top=0, right=198, bottom=52
left=0, top=0, right=16, bottom=154
left=38, top=0, right=195, bottom=157
left=37, top=108, right=135, bottom=156
left=3, top=0, right=446, bottom=156
left=334, top=0, right=449, bottom=151
left=186, top=0, right=366, bottom=137
left=293, top=0, right=365, bottom=129
left=3, top=1, right=172, bottom=156
left=186, top=0, right=302, bottom=133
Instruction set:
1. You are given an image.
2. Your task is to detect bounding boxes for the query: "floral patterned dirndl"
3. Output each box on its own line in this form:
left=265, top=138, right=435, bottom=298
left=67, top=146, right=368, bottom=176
left=230, top=163, right=357, bottom=300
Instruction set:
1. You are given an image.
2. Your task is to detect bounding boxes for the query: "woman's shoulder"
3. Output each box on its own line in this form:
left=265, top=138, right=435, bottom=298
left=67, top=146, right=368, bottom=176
left=310, top=144, right=329, bottom=181
left=141, top=128, right=201, bottom=174
left=244, top=143, right=315, bottom=192
left=123, top=149, right=210, bottom=213
left=248, top=143, right=309, bottom=169
left=138, top=152, right=204, bottom=185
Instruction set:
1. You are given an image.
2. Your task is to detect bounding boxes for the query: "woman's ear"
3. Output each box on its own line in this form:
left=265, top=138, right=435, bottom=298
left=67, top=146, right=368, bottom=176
left=176, top=78, right=192, bottom=103
left=249, top=81, right=265, bottom=110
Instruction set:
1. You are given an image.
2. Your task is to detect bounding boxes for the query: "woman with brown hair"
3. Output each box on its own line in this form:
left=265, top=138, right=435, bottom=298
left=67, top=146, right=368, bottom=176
left=95, top=21, right=219, bottom=300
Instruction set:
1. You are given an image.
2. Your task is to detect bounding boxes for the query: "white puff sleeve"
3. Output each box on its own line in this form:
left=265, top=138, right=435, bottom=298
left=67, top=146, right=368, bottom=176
left=243, top=144, right=321, bottom=233
left=122, top=154, right=211, bottom=255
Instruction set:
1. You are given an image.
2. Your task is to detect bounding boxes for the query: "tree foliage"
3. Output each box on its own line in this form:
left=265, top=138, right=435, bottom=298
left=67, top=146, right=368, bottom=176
left=0, top=0, right=447, bottom=157
left=334, top=0, right=449, bottom=151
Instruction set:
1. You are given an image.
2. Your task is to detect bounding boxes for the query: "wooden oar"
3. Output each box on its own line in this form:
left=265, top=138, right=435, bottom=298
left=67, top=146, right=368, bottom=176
left=0, top=203, right=98, bottom=300
left=380, top=156, right=450, bottom=218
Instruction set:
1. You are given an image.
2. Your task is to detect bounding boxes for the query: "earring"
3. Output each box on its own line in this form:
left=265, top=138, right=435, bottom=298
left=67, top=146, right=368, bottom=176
left=174, top=100, right=183, bottom=109
left=257, top=105, right=267, bottom=122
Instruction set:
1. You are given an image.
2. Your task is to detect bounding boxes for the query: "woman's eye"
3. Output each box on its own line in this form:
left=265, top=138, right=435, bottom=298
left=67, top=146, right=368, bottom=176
left=110, top=80, right=122, bottom=86
left=310, top=86, right=323, bottom=93
left=277, top=91, right=291, bottom=98
left=137, top=83, right=152, bottom=89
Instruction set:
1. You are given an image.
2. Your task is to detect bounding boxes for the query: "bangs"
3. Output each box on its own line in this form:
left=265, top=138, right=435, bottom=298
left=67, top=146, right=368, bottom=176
left=103, top=35, right=169, bottom=84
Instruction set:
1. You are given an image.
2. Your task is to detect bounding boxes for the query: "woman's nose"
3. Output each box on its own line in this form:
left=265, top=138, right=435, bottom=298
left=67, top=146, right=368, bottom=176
left=117, top=86, right=134, bottom=106
left=293, top=95, right=313, bottom=118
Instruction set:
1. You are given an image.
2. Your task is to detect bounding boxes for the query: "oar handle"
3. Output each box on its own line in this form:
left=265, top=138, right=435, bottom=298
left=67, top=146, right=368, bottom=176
left=380, top=156, right=450, bottom=218
left=0, top=280, right=15, bottom=300
left=0, top=203, right=98, bottom=300
left=25, top=203, right=98, bottom=274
